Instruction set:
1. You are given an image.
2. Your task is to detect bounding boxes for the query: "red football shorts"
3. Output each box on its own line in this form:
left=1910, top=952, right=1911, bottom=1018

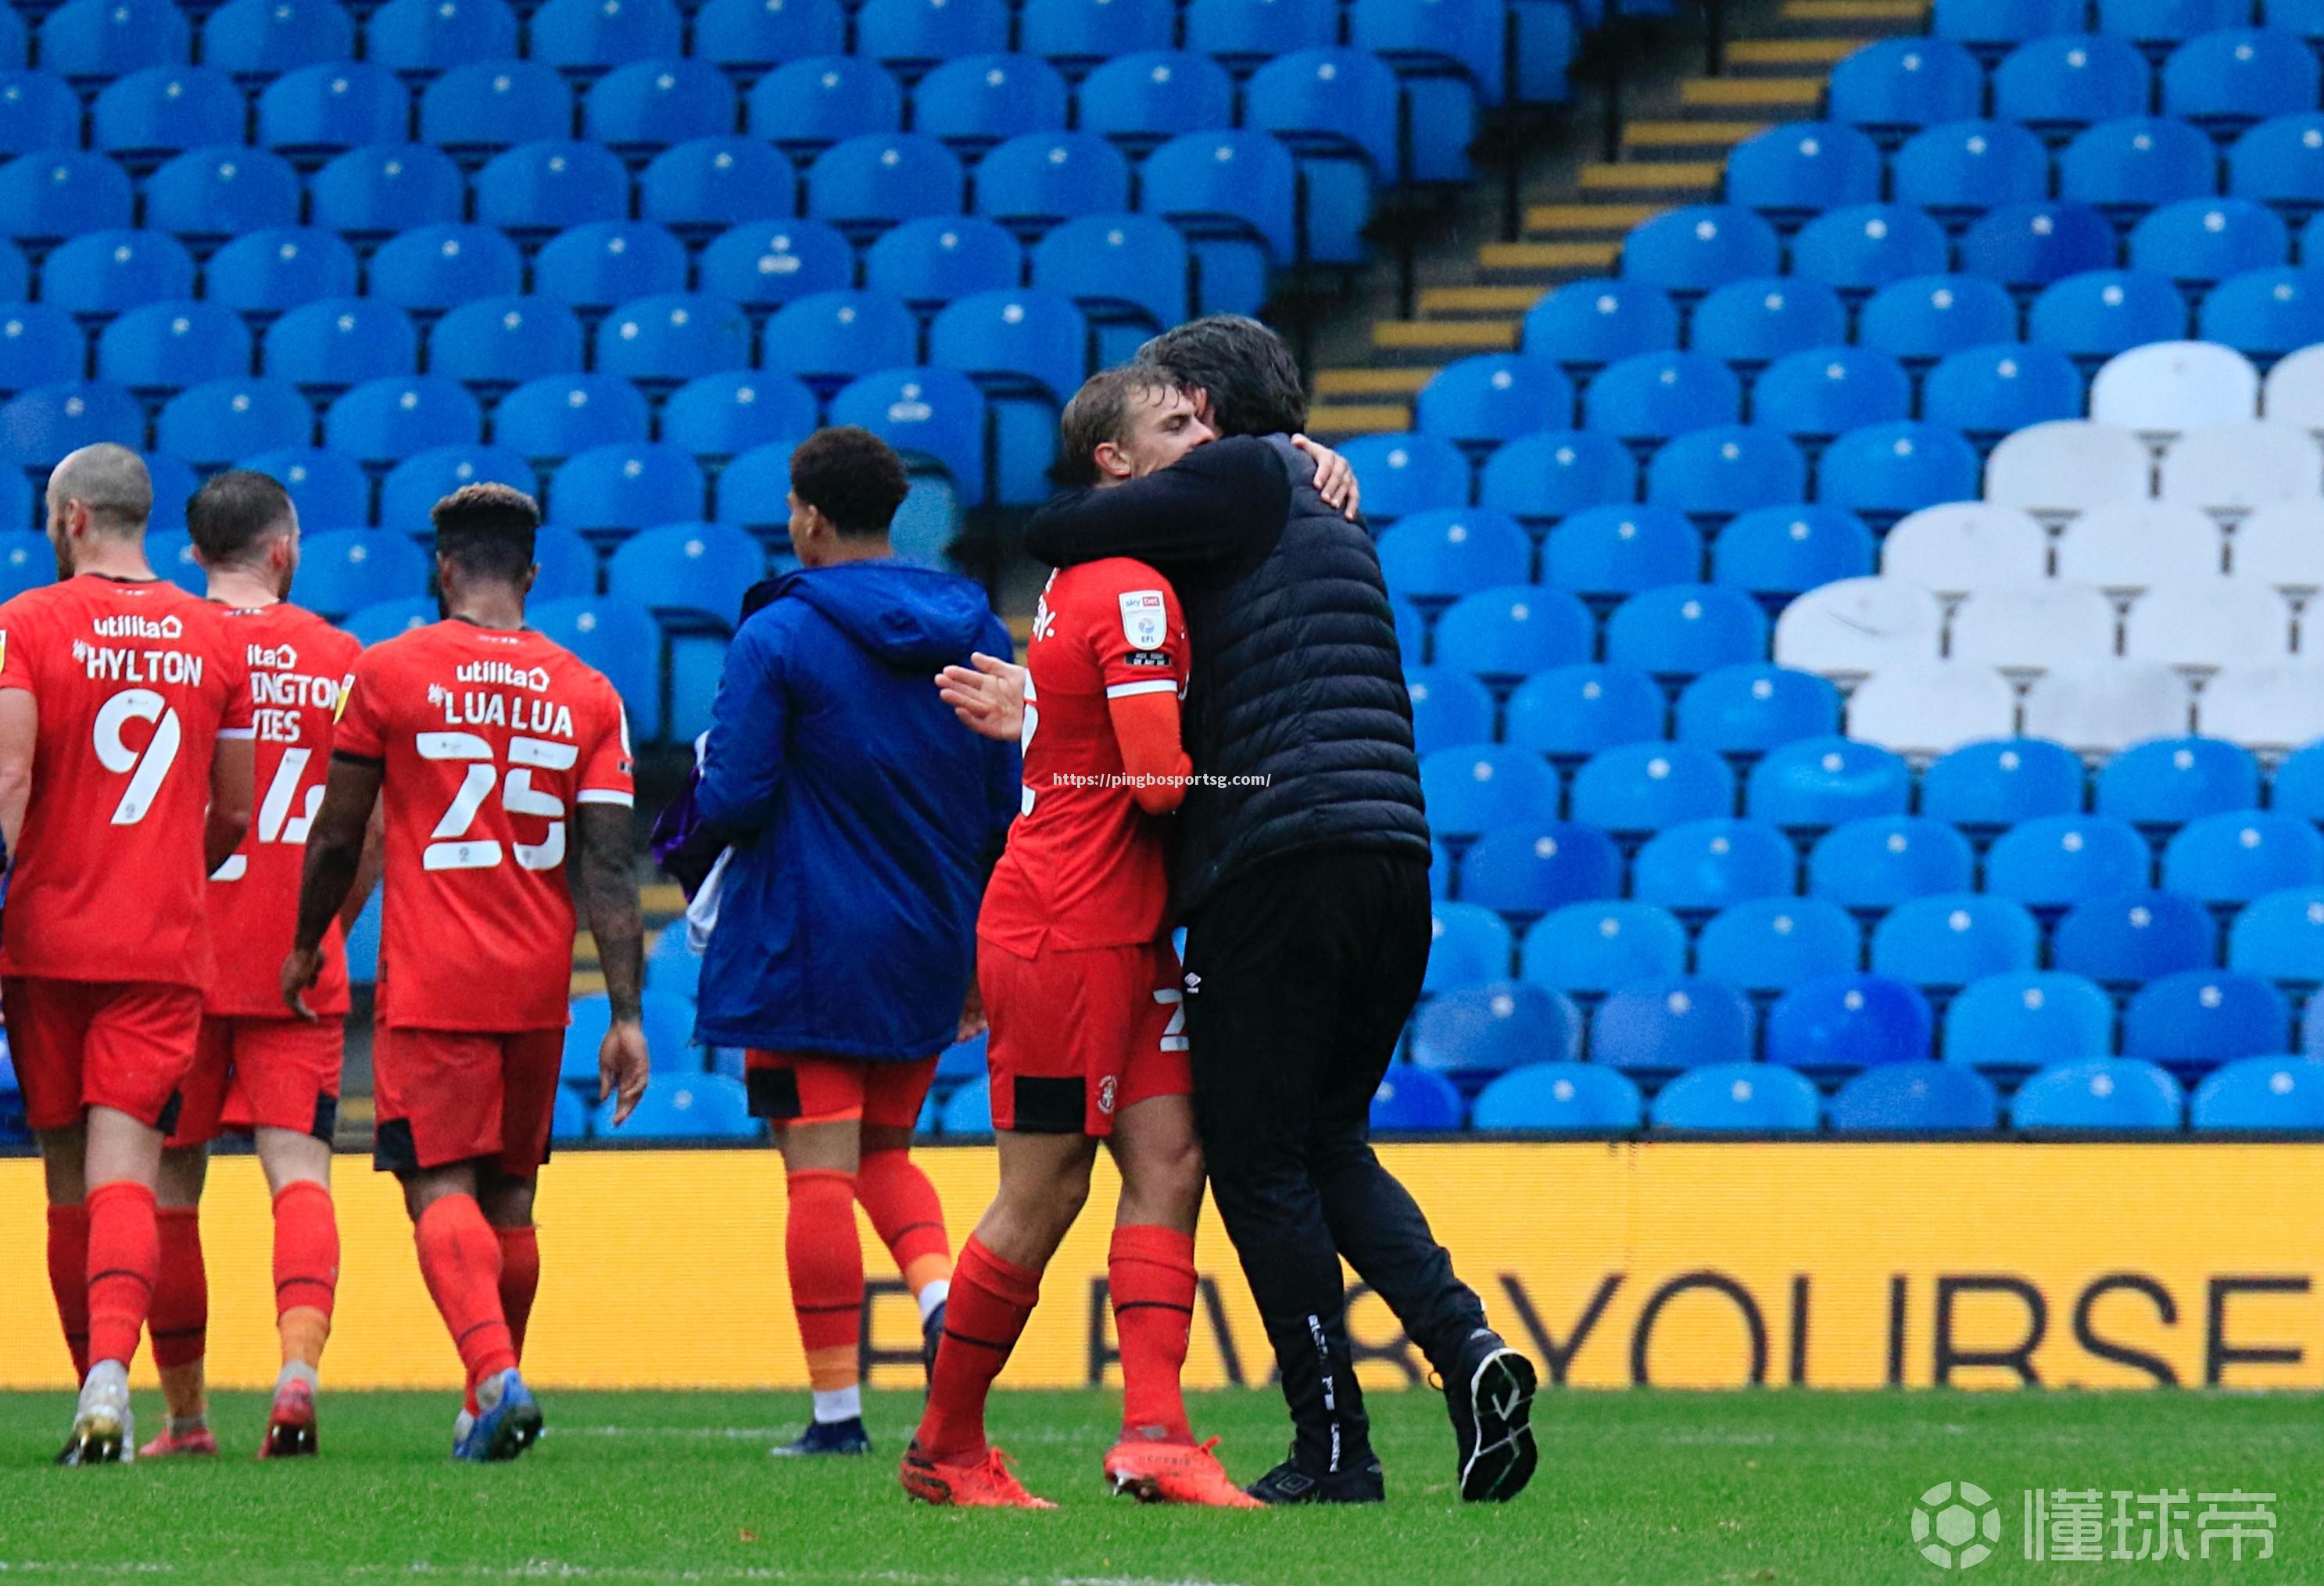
left=2, top=976, right=204, bottom=1134
left=371, top=1026, right=563, bottom=1179
left=980, top=936, right=1190, bottom=1137
left=743, top=1051, right=937, bottom=1129
left=169, top=1014, right=345, bottom=1148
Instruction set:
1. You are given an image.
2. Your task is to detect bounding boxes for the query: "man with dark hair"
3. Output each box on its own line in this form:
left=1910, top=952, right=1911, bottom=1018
left=691, top=426, right=1018, bottom=1457
left=138, top=469, right=379, bottom=1461
left=285, top=480, right=650, bottom=1462
left=946, top=318, right=1538, bottom=1506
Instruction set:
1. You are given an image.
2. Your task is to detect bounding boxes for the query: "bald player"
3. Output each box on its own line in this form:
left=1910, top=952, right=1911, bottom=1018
left=0, top=445, right=256, bottom=1463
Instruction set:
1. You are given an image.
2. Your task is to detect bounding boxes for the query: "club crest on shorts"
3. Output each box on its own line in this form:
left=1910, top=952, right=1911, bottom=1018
left=1119, top=590, right=1167, bottom=652
left=1098, top=1076, right=1117, bottom=1115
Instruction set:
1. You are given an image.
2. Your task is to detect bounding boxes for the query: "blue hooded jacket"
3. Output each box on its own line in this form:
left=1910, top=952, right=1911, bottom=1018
left=692, top=559, right=1019, bottom=1060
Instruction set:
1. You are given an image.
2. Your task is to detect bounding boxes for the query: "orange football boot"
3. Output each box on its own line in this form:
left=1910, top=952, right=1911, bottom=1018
left=901, top=1442, right=1057, bottom=1508
left=1103, top=1437, right=1263, bottom=1508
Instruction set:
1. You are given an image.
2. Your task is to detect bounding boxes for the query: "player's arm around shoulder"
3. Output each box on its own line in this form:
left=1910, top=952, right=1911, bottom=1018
left=1090, top=563, right=1193, bottom=817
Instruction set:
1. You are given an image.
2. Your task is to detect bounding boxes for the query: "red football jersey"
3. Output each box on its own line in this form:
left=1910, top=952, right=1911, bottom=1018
left=334, top=618, right=633, bottom=1033
left=0, top=574, right=254, bottom=987
left=979, top=558, right=1189, bottom=955
left=205, top=601, right=363, bottom=1019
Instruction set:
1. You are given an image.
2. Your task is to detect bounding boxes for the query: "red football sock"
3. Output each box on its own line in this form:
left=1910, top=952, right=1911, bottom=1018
left=786, top=1169, right=863, bottom=1392
left=856, top=1148, right=952, bottom=1298
left=150, top=1207, right=207, bottom=1372
left=413, top=1195, right=514, bottom=1409
left=84, top=1180, right=159, bottom=1372
left=272, top=1180, right=338, bottom=1369
left=1109, top=1225, right=1197, bottom=1445
left=45, top=1203, right=90, bottom=1380
left=496, top=1225, right=540, bottom=1362
left=915, top=1236, right=1040, bottom=1462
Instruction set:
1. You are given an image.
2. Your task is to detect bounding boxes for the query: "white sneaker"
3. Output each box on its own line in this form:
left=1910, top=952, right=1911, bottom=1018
left=56, top=1367, right=134, bottom=1466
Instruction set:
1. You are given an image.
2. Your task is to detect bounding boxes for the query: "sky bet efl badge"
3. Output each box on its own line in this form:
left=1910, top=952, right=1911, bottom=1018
left=1119, top=589, right=1167, bottom=651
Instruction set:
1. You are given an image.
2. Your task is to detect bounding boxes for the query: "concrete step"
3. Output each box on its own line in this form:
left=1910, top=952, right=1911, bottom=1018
left=1305, top=402, right=1413, bottom=438
left=1677, top=75, right=1828, bottom=116
left=1624, top=118, right=1771, bottom=159
left=1372, top=318, right=1520, bottom=363
left=1577, top=160, right=1724, bottom=199
left=1523, top=202, right=1665, bottom=240
left=1419, top=284, right=1547, bottom=318
left=1315, top=367, right=1435, bottom=398
left=1725, top=36, right=1875, bottom=73
left=1768, top=0, right=1928, bottom=34
left=1473, top=240, right=1619, bottom=285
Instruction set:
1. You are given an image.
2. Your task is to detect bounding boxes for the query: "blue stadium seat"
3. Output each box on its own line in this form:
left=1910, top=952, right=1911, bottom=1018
left=1789, top=206, right=1951, bottom=297
left=1542, top=503, right=1696, bottom=600
left=1029, top=213, right=1191, bottom=351
left=1413, top=979, right=1585, bottom=1084
left=2228, top=886, right=2324, bottom=986
left=1645, top=425, right=1807, bottom=521
left=41, top=230, right=195, bottom=319
left=2200, top=266, right=2324, bottom=360
left=0, top=152, right=132, bottom=245
left=474, top=140, right=628, bottom=240
left=806, top=132, right=964, bottom=241
left=0, top=9, right=20, bottom=70
left=2029, top=270, right=2192, bottom=371
left=367, top=224, right=523, bottom=316
left=1959, top=199, right=2122, bottom=292
left=419, top=62, right=572, bottom=159
left=257, top=63, right=408, bottom=163
left=1946, top=968, right=2115, bottom=1072
left=1831, top=1061, right=1998, bottom=1131
left=1425, top=900, right=1515, bottom=993
left=378, top=442, right=536, bottom=529
left=1020, top=0, right=1174, bottom=70
left=1632, top=818, right=1795, bottom=914
left=1922, top=343, right=2086, bottom=443
left=1420, top=744, right=1562, bottom=839
left=529, top=0, right=682, bottom=72
left=609, top=521, right=763, bottom=626
left=144, top=525, right=207, bottom=593
left=40, top=0, right=188, bottom=82
left=830, top=365, right=990, bottom=507
left=1893, top=120, right=2050, bottom=224
left=856, top=0, right=1009, bottom=75
left=2053, top=889, right=2218, bottom=986
left=1807, top=816, right=1977, bottom=912
left=1522, top=900, right=1688, bottom=997
left=757, top=288, right=916, bottom=392
left=0, top=381, right=143, bottom=464
left=310, top=145, right=464, bottom=243
left=1620, top=206, right=1781, bottom=295
left=939, top=1075, right=994, bottom=1135
left=1748, top=348, right=1914, bottom=445
left=533, top=593, right=662, bottom=740
left=533, top=220, right=689, bottom=315
left=928, top=288, right=1088, bottom=410
left=1725, top=122, right=1883, bottom=223
left=933, top=1028, right=987, bottom=1083
left=91, top=66, right=243, bottom=169
left=2273, top=742, right=2324, bottom=821
left=323, top=374, right=481, bottom=464
left=1710, top=507, right=1876, bottom=606
left=1470, top=1063, right=1642, bottom=1132
left=1246, top=45, right=1423, bottom=185
left=1431, top=585, right=1593, bottom=682
left=549, top=442, right=705, bottom=534
left=202, top=0, right=353, bottom=79
left=1567, top=741, right=1734, bottom=836
left=639, top=140, right=800, bottom=250
left=1815, top=421, right=1982, bottom=528
left=0, top=73, right=85, bottom=159
left=2229, top=111, right=2324, bottom=217
left=241, top=445, right=371, bottom=530
left=585, top=59, right=737, bottom=158
left=1590, top=977, right=1755, bottom=1074
left=340, top=596, right=439, bottom=646
left=97, top=302, right=251, bottom=394
left=1369, top=1065, right=1464, bottom=1132
left=1605, top=585, right=1769, bottom=681
left=1649, top=1062, right=1821, bottom=1132
left=2100, top=0, right=2251, bottom=46
left=156, top=377, right=312, bottom=466
left=1378, top=507, right=1531, bottom=603
left=2096, top=736, right=2259, bottom=828
left=865, top=217, right=1022, bottom=314
left=1582, top=351, right=1741, bottom=443
left=913, top=54, right=1068, bottom=156
left=1827, top=38, right=1984, bottom=141
left=1993, top=33, right=2153, bottom=141
left=551, top=1083, right=587, bottom=1140
left=0, top=305, right=83, bottom=398
left=145, top=147, right=305, bottom=245
left=1184, top=0, right=1337, bottom=66
left=492, top=372, right=648, bottom=460
left=2130, top=197, right=2290, bottom=289
left=745, top=58, right=903, bottom=163
left=1921, top=737, right=2085, bottom=835
left=661, top=370, right=816, bottom=460
left=1459, top=819, right=1622, bottom=915
left=2190, top=1054, right=2324, bottom=1129
left=2163, top=810, right=2324, bottom=904
left=1406, top=666, right=1496, bottom=755
left=1688, top=278, right=1847, bottom=367
left=147, top=453, right=199, bottom=531
left=2163, top=27, right=2319, bottom=135
left=979, top=131, right=1134, bottom=243
left=1673, top=663, right=1842, bottom=756
left=292, top=525, right=431, bottom=618
left=1871, top=893, right=2041, bottom=988
left=697, top=220, right=852, bottom=310
left=0, top=527, right=46, bottom=592
left=367, top=0, right=519, bottom=74
left=428, top=296, right=586, bottom=393
left=2125, top=967, right=2292, bottom=1079
left=1503, top=664, right=1667, bottom=764
left=1476, top=431, right=1638, bottom=528
left=2011, top=1057, right=2183, bottom=1131
left=1698, top=897, right=1861, bottom=993
left=1764, top=971, right=1933, bottom=1073
left=1077, top=52, right=1236, bottom=152
left=2060, top=116, right=2218, bottom=223
left=1520, top=277, right=1680, bottom=374
left=1985, top=814, right=2154, bottom=911
left=1860, top=275, right=2019, bottom=365
left=601, top=1075, right=757, bottom=1140
left=692, top=0, right=844, bottom=71
left=593, top=292, right=751, bottom=389
left=1416, top=355, right=1574, bottom=450
left=711, top=439, right=800, bottom=526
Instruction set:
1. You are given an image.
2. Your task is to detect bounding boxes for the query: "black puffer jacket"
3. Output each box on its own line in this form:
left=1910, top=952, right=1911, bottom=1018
left=1022, top=435, right=1431, bottom=917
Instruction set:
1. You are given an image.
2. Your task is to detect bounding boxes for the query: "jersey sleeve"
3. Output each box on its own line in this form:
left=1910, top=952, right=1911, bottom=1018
left=577, top=674, right=636, bottom=807
left=215, top=627, right=255, bottom=739
left=332, top=647, right=392, bottom=762
left=1083, top=562, right=1187, bottom=703
left=0, top=596, right=40, bottom=697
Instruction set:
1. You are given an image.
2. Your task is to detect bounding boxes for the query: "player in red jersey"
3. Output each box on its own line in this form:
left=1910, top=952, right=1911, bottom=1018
left=904, top=368, right=1255, bottom=1510
left=131, top=471, right=378, bottom=1462
left=0, top=445, right=256, bottom=1464
left=284, top=482, right=649, bottom=1462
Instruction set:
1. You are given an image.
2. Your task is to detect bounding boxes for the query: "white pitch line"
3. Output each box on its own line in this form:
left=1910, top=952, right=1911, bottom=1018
left=0, top=1565, right=1245, bottom=1586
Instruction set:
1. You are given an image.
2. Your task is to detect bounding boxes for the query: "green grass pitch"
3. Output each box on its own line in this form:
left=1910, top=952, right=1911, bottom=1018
left=0, top=1388, right=2316, bottom=1583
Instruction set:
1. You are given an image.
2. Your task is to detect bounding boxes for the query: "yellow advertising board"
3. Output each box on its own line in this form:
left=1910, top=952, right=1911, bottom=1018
left=3, top=1141, right=2322, bottom=1393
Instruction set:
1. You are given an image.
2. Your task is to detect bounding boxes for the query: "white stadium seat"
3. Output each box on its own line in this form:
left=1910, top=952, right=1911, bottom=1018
left=2089, top=341, right=2261, bottom=437
left=1846, top=664, right=2018, bottom=758
left=1985, top=421, right=2151, bottom=521
left=2233, top=498, right=2324, bottom=593
left=2122, top=577, right=2295, bottom=669
left=1948, top=582, right=2119, bottom=672
left=1880, top=502, right=2049, bottom=596
left=2197, top=663, right=2324, bottom=752
left=2261, top=343, right=2324, bottom=433
left=2156, top=423, right=2323, bottom=514
left=2021, top=661, right=2194, bottom=754
left=1771, top=576, right=1945, bottom=681
left=2054, top=500, right=2223, bottom=594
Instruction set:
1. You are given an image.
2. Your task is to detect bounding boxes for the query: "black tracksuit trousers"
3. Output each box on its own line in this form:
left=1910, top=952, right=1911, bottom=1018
left=1180, top=848, right=1488, bottom=1474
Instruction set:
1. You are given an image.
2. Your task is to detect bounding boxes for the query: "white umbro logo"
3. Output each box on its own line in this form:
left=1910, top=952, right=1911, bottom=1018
left=1183, top=972, right=1201, bottom=993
